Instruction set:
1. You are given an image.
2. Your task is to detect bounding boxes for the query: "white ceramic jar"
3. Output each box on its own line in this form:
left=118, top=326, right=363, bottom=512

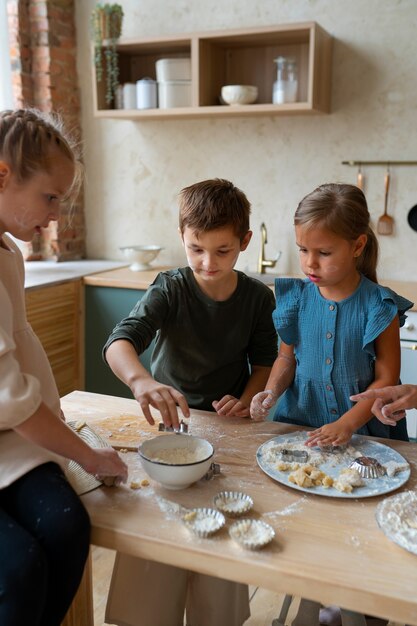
left=158, top=80, right=191, bottom=108
left=136, top=78, right=157, bottom=109
left=156, top=58, right=191, bottom=82
left=122, top=83, right=137, bottom=109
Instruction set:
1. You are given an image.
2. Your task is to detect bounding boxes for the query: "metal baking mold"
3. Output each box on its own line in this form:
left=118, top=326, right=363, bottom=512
left=280, top=448, right=309, bottom=463
left=158, top=420, right=189, bottom=434
left=349, top=456, right=386, bottom=479
left=204, top=462, right=220, bottom=480
left=229, top=518, right=275, bottom=550
left=213, top=491, right=254, bottom=517
left=182, top=507, right=225, bottom=537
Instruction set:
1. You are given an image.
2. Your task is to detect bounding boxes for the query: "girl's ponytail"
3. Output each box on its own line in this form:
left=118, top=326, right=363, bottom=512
left=357, top=226, right=379, bottom=284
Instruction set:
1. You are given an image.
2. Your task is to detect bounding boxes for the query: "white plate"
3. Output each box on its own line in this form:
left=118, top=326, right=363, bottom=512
left=375, top=491, right=417, bottom=554
left=256, top=432, right=410, bottom=498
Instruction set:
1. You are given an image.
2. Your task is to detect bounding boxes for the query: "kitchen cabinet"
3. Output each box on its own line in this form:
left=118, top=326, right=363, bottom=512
left=93, top=21, right=332, bottom=120
left=26, top=280, right=82, bottom=397
left=85, top=285, right=153, bottom=398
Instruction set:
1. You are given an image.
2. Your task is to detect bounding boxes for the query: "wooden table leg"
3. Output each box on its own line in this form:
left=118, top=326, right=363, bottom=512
left=61, top=550, right=94, bottom=626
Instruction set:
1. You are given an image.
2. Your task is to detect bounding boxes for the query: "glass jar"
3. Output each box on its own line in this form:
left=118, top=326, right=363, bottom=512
left=285, top=57, right=298, bottom=103
left=272, top=56, right=298, bottom=104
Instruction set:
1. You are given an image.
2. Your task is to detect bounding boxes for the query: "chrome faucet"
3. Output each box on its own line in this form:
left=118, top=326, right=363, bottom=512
left=257, top=222, right=281, bottom=274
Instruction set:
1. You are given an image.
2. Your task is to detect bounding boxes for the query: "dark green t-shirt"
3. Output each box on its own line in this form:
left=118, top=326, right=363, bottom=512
left=104, top=267, right=278, bottom=410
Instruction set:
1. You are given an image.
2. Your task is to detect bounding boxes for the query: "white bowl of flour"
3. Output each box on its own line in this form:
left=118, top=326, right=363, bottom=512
left=139, top=434, right=214, bottom=490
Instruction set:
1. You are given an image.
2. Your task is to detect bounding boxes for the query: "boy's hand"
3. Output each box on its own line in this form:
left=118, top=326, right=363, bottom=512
left=130, top=378, right=190, bottom=429
left=306, top=421, right=354, bottom=447
left=250, top=390, right=277, bottom=421
left=212, top=396, right=250, bottom=418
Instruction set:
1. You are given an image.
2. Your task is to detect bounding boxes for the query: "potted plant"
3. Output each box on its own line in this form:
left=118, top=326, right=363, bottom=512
left=91, top=3, right=124, bottom=105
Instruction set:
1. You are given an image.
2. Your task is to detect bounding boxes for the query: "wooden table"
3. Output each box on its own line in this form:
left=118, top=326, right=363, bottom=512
left=61, top=391, right=417, bottom=626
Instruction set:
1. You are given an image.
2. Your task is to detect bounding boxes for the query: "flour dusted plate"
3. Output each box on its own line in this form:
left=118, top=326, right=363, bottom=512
left=376, top=491, right=417, bottom=555
left=256, top=432, right=410, bottom=498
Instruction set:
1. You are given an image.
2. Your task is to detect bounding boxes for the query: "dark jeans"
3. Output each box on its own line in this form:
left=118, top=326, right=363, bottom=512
left=0, top=462, right=91, bottom=626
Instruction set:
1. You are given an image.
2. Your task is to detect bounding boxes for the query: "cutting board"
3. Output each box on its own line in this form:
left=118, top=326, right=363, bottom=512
left=86, top=413, right=159, bottom=451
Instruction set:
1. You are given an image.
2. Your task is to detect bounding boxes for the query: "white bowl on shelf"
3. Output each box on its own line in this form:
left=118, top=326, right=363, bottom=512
left=138, top=434, right=214, bottom=490
left=120, top=245, right=163, bottom=271
left=221, top=84, right=258, bottom=105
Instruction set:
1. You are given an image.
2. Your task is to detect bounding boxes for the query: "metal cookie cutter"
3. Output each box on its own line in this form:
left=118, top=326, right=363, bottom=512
left=204, top=462, right=221, bottom=480
left=158, top=419, right=189, bottom=434
left=280, top=448, right=309, bottom=463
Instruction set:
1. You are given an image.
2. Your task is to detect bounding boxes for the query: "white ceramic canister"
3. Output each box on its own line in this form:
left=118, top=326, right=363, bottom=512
left=158, top=80, right=191, bottom=108
left=156, top=57, right=191, bottom=82
left=122, top=83, right=137, bottom=109
left=136, top=78, right=157, bottom=109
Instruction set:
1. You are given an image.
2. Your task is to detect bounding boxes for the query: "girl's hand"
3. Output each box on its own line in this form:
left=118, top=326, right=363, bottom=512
left=350, top=385, right=416, bottom=426
left=84, top=447, right=128, bottom=485
left=250, top=390, right=277, bottom=422
left=306, top=421, right=354, bottom=447
left=212, top=396, right=250, bottom=418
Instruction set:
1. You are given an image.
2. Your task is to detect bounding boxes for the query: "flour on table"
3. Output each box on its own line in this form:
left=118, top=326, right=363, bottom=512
left=376, top=491, right=417, bottom=554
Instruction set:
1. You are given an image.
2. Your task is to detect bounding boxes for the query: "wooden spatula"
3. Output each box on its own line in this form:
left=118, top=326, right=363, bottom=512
left=357, top=165, right=364, bottom=191
left=377, top=168, right=394, bottom=235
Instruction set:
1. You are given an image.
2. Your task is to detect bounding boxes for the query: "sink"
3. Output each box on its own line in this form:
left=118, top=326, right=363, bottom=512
left=245, top=272, right=281, bottom=286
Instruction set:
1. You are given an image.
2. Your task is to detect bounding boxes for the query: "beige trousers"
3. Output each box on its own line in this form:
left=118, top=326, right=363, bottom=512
left=105, top=553, right=250, bottom=626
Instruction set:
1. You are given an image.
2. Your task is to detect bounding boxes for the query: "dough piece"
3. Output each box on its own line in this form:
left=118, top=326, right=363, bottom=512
left=183, top=510, right=197, bottom=522
left=288, top=465, right=315, bottom=488
left=130, top=481, right=141, bottom=490
left=383, top=461, right=409, bottom=478
left=74, top=420, right=86, bottom=432
left=333, top=468, right=364, bottom=493
left=141, top=479, right=150, bottom=487
left=288, top=465, right=333, bottom=488
left=276, top=461, right=300, bottom=472
left=322, top=475, right=334, bottom=488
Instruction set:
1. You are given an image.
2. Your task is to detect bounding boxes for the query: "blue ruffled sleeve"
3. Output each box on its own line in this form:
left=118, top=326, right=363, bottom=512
left=272, top=278, right=305, bottom=346
left=363, top=285, right=413, bottom=355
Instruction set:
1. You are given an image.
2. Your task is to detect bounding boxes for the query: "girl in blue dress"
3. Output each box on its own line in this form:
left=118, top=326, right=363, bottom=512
left=251, top=183, right=413, bottom=446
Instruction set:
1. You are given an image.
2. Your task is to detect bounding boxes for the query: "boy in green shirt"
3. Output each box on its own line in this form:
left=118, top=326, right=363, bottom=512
left=104, top=178, right=277, bottom=626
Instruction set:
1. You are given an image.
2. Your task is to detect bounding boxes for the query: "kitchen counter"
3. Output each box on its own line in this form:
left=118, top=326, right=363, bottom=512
left=24, top=259, right=127, bottom=290
left=83, top=265, right=170, bottom=289
left=83, top=266, right=417, bottom=309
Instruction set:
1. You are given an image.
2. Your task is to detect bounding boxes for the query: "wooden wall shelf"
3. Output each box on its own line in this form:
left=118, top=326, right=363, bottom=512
left=92, top=22, right=333, bottom=120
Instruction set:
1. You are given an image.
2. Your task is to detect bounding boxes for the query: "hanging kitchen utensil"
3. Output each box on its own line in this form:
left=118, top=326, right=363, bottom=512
left=407, top=205, right=417, bottom=232
left=357, top=164, right=364, bottom=191
left=377, top=167, right=394, bottom=236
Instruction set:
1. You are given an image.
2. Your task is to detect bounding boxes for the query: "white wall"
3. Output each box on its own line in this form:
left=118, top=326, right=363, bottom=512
left=76, top=0, right=417, bottom=281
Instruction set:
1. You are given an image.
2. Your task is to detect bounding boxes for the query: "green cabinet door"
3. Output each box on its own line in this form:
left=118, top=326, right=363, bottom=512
left=85, top=286, right=154, bottom=398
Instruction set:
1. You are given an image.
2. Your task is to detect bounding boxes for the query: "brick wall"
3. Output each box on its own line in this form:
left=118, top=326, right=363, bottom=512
left=7, top=0, right=86, bottom=261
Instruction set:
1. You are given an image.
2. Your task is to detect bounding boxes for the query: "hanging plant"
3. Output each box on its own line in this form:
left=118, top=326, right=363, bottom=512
left=91, top=3, right=124, bottom=105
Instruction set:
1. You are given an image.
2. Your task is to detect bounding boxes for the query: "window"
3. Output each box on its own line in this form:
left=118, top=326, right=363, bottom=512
left=0, top=0, right=13, bottom=110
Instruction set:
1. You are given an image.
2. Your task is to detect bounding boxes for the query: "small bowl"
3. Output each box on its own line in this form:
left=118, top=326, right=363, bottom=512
left=213, top=491, right=254, bottom=517
left=138, top=434, right=214, bottom=490
left=229, top=519, right=275, bottom=550
left=221, top=84, right=258, bottom=105
left=182, top=507, right=225, bottom=537
left=120, top=245, right=163, bottom=271
left=349, top=456, right=386, bottom=479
